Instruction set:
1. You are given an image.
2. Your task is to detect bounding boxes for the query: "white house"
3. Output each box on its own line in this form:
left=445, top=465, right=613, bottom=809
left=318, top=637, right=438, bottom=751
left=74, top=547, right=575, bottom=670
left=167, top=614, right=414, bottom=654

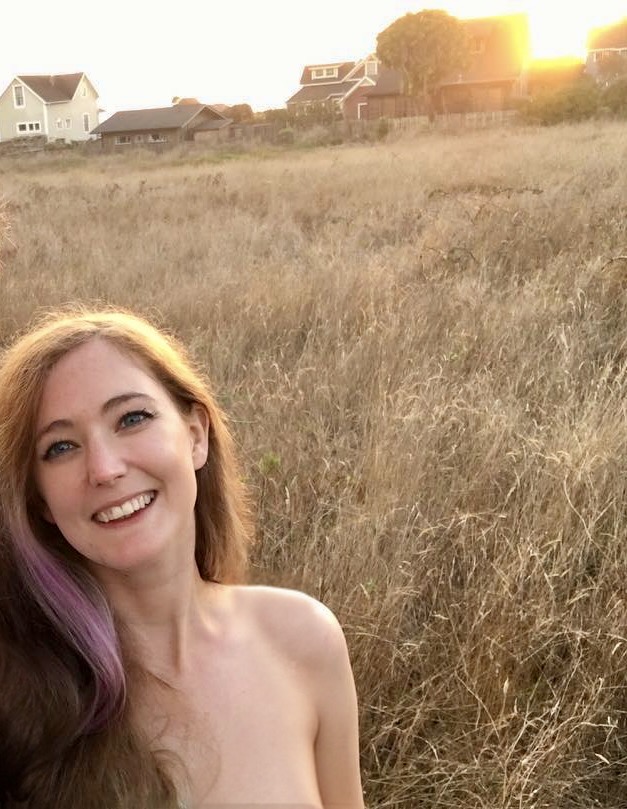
left=0, top=73, right=99, bottom=143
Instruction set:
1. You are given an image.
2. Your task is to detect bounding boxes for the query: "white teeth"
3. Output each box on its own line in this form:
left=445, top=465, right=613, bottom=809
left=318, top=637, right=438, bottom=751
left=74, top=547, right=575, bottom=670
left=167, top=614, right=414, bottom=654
left=95, top=492, right=154, bottom=523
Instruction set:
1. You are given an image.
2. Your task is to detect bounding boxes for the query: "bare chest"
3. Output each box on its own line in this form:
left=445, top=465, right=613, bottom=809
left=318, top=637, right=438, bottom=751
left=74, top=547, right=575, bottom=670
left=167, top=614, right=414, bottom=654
left=137, top=644, right=321, bottom=807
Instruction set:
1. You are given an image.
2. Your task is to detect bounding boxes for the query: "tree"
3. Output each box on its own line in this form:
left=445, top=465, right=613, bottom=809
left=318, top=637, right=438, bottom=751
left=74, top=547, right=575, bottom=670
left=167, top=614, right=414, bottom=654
left=376, top=10, right=470, bottom=116
left=226, top=103, right=254, bottom=123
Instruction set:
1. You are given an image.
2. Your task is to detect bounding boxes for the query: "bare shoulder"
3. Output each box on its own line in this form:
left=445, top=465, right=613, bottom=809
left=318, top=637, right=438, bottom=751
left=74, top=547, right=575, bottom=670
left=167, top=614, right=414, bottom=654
left=231, top=585, right=349, bottom=669
left=228, top=585, right=365, bottom=806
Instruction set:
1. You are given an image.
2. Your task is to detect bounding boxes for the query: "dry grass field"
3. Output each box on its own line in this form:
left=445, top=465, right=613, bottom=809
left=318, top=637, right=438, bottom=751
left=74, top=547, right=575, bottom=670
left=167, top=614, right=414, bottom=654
left=2, top=120, right=627, bottom=808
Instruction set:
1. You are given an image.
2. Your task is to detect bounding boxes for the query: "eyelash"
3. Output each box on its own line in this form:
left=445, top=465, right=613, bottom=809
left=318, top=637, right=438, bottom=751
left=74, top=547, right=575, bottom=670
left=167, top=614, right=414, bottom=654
left=119, top=409, right=155, bottom=428
left=41, top=440, right=75, bottom=461
left=41, top=409, right=156, bottom=461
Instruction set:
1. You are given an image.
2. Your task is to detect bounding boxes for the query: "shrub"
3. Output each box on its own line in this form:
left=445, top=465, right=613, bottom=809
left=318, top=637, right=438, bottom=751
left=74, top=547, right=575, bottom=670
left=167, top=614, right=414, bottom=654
left=297, top=125, right=344, bottom=148
left=377, top=117, right=391, bottom=140
left=601, top=77, right=627, bottom=117
left=276, top=127, right=295, bottom=146
left=521, top=78, right=600, bottom=125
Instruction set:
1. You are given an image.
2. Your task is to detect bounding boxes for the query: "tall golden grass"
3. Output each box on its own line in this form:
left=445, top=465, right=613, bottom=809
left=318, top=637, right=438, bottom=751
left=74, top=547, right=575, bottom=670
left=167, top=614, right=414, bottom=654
left=2, top=121, right=627, bottom=807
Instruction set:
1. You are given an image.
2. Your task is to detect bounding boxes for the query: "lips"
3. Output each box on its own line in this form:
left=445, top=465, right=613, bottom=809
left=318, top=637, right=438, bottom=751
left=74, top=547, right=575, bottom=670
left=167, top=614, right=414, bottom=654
left=93, top=491, right=156, bottom=523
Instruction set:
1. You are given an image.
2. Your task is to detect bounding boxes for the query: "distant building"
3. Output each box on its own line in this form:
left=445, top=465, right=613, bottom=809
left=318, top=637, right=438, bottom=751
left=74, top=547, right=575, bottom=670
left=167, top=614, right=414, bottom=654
left=286, top=56, right=416, bottom=120
left=586, top=19, right=627, bottom=82
left=286, top=13, right=531, bottom=121
left=436, top=14, right=530, bottom=113
left=91, top=104, right=230, bottom=149
left=0, top=73, right=99, bottom=143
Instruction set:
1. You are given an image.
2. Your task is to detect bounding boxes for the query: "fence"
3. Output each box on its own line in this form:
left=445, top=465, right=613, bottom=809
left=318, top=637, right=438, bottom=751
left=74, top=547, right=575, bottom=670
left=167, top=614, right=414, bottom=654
left=0, top=109, right=522, bottom=162
left=388, top=109, right=519, bottom=132
left=0, top=135, right=47, bottom=157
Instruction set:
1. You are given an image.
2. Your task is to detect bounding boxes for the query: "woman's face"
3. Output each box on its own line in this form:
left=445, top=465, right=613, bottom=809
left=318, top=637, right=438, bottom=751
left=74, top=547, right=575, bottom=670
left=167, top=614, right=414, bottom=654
left=33, top=338, right=209, bottom=575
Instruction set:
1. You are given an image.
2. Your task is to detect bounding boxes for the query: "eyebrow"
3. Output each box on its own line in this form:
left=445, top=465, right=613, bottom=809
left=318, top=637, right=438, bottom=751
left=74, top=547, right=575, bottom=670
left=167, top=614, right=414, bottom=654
left=36, top=392, right=155, bottom=443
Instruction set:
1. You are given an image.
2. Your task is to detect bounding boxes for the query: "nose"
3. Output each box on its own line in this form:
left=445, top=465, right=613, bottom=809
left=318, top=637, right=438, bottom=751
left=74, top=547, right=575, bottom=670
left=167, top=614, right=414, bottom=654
left=85, top=438, right=127, bottom=487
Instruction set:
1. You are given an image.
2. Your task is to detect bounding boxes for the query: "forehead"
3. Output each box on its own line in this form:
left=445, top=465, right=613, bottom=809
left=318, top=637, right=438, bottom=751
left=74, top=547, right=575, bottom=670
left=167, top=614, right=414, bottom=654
left=37, top=339, right=166, bottom=421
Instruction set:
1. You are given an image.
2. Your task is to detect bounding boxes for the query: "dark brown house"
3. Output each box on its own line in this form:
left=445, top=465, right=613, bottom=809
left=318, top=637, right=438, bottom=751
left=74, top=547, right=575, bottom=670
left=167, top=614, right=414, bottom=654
left=286, top=57, right=384, bottom=120
left=436, top=13, right=530, bottom=113
left=91, top=104, right=230, bottom=149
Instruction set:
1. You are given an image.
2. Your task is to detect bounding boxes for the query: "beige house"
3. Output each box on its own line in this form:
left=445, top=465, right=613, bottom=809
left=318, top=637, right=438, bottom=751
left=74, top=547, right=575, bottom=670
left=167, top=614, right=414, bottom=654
left=0, top=73, right=99, bottom=143
left=91, top=104, right=230, bottom=149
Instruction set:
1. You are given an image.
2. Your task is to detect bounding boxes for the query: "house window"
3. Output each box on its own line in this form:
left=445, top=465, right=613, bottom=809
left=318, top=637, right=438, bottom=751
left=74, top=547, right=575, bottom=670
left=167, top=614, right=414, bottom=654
left=56, top=118, right=63, bottom=129
left=135, top=134, right=144, bottom=143
left=115, top=135, right=132, bottom=144
left=82, top=85, right=87, bottom=97
left=13, top=85, right=25, bottom=107
left=312, top=67, right=338, bottom=80
left=365, top=60, right=378, bottom=77
left=471, top=37, right=486, bottom=55
left=66, top=118, right=71, bottom=128
left=83, top=113, right=90, bottom=133
left=16, top=121, right=41, bottom=134
left=149, top=133, right=166, bottom=142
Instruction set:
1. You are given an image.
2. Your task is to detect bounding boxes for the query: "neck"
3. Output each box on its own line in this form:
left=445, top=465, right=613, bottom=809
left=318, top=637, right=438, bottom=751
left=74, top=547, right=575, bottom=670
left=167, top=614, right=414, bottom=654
left=92, top=549, right=222, bottom=679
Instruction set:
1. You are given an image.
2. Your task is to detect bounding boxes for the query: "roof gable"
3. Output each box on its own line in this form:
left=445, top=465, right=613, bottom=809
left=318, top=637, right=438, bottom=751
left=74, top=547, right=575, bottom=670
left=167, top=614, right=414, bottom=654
left=17, top=73, right=88, bottom=103
left=287, top=81, right=359, bottom=105
left=362, top=68, right=404, bottom=97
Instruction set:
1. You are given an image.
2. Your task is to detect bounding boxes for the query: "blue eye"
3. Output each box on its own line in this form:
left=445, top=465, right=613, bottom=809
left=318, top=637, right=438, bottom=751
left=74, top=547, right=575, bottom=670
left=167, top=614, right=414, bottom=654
left=120, top=409, right=154, bottom=428
left=43, top=440, right=75, bottom=461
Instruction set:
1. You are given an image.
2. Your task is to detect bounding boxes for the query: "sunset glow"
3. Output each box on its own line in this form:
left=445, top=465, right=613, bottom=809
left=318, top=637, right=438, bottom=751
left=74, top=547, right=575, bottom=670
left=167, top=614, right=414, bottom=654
left=2, top=0, right=627, bottom=114
left=442, top=1, right=626, bottom=60
left=527, top=7, right=624, bottom=59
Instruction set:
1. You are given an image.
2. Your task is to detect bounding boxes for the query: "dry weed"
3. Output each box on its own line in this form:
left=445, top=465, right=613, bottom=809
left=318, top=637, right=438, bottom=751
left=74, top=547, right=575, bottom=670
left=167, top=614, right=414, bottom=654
left=2, top=121, right=627, bottom=807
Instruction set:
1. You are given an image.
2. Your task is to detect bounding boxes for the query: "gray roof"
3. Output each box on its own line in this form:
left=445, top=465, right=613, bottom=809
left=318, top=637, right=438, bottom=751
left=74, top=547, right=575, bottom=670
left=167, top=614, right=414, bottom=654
left=287, top=81, right=358, bottom=104
left=92, top=104, right=226, bottom=134
left=18, top=73, right=85, bottom=102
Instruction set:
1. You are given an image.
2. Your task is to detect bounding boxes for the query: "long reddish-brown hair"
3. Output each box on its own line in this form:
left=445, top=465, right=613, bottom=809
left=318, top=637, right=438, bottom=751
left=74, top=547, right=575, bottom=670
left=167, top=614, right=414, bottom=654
left=0, top=308, right=252, bottom=808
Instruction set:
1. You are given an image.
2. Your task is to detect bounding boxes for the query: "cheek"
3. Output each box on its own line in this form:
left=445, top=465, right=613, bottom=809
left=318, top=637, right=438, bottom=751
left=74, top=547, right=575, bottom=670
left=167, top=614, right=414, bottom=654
left=35, top=473, right=73, bottom=522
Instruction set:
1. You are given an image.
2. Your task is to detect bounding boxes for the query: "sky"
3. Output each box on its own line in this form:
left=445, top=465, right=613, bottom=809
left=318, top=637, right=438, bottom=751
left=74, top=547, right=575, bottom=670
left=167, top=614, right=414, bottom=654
left=1, top=1, right=625, bottom=119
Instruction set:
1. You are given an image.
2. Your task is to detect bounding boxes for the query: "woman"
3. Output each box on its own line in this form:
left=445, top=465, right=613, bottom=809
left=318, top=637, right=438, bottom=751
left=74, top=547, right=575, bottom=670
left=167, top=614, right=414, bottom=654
left=0, top=309, right=364, bottom=809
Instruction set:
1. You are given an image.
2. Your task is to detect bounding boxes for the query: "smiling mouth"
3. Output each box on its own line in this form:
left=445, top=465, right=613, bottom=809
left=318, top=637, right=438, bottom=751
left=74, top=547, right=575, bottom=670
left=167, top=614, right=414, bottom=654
left=94, top=491, right=156, bottom=524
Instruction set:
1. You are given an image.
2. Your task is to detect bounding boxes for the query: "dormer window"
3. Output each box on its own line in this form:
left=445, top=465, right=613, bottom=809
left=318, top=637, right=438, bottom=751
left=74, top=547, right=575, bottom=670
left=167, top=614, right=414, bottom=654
left=13, top=85, right=25, bottom=108
left=365, top=60, right=378, bottom=77
left=471, top=37, right=486, bottom=55
left=311, top=66, right=338, bottom=80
